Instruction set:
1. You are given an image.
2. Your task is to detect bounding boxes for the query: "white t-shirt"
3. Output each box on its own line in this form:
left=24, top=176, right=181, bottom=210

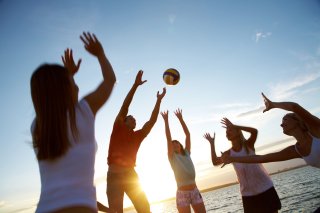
left=32, top=99, right=97, bottom=213
left=231, top=147, right=274, bottom=196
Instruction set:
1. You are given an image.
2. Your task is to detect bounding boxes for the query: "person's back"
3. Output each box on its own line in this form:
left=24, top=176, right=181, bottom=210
left=31, top=32, right=116, bottom=213
left=35, top=100, right=97, bottom=212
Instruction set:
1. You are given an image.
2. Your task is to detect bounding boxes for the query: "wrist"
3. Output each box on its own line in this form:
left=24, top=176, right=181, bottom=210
left=97, top=51, right=106, bottom=59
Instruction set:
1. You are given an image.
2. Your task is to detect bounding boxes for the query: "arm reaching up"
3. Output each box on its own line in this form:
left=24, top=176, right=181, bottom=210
left=140, top=87, right=166, bottom=137
left=115, top=70, right=147, bottom=123
left=262, top=92, right=320, bottom=137
left=174, top=108, right=191, bottom=153
left=161, top=110, right=174, bottom=159
left=203, top=133, right=223, bottom=166
left=78, top=32, right=116, bottom=116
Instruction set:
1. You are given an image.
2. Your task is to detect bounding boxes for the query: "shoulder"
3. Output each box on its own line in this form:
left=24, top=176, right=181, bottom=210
left=78, top=99, right=94, bottom=119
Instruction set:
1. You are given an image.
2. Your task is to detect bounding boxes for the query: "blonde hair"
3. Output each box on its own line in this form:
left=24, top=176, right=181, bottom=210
left=285, top=113, right=309, bottom=132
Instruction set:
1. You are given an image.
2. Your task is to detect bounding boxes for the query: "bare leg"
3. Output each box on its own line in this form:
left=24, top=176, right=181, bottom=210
left=177, top=205, right=192, bottom=213
left=191, top=202, right=206, bottom=213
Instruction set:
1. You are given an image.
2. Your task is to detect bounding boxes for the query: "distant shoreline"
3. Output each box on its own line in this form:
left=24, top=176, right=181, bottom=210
left=124, top=164, right=307, bottom=211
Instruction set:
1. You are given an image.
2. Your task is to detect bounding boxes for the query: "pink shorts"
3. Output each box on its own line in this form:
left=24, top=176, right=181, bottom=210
left=176, top=187, right=204, bottom=207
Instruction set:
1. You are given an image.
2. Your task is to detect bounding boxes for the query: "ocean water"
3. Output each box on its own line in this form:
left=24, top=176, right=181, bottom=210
left=126, top=166, right=320, bottom=213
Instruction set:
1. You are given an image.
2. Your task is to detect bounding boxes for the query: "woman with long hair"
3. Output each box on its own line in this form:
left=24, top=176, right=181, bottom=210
left=161, top=109, right=206, bottom=213
left=220, top=93, right=320, bottom=212
left=221, top=93, right=320, bottom=168
left=31, top=32, right=116, bottom=213
left=204, top=118, right=281, bottom=213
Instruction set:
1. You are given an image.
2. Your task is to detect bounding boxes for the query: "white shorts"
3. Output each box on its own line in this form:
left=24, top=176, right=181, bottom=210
left=176, top=187, right=204, bottom=207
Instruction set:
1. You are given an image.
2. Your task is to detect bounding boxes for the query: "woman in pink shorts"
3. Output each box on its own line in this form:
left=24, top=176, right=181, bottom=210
left=161, top=109, right=206, bottom=213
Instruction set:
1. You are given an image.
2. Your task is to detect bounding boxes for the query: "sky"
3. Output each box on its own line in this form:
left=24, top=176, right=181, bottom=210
left=0, top=0, right=320, bottom=212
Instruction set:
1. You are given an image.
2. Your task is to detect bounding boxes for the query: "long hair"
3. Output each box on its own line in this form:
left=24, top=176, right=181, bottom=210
left=31, top=64, right=78, bottom=161
left=286, top=113, right=309, bottom=132
left=172, top=140, right=186, bottom=155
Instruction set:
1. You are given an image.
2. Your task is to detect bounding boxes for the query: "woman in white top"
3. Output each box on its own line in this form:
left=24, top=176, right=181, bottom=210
left=222, top=93, right=320, bottom=168
left=221, top=93, right=320, bottom=213
left=204, top=118, right=281, bottom=213
left=30, top=32, right=116, bottom=213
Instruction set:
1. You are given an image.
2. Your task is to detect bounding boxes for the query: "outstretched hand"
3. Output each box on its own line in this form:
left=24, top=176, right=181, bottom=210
left=161, top=110, right=169, bottom=121
left=80, top=32, right=104, bottom=57
left=61, top=48, right=81, bottom=75
left=157, top=87, right=166, bottom=100
left=134, top=70, right=147, bottom=86
left=174, top=108, right=183, bottom=120
left=221, top=117, right=233, bottom=129
left=262, top=92, right=274, bottom=113
left=203, top=132, right=215, bottom=144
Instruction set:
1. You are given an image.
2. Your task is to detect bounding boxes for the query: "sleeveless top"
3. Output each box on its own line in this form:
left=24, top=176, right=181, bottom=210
left=169, top=150, right=196, bottom=188
left=295, top=135, right=320, bottom=168
left=32, top=99, right=97, bottom=212
left=230, top=147, right=273, bottom=196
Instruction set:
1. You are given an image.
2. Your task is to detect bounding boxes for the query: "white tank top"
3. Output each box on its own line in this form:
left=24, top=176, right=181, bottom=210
left=231, top=147, right=274, bottom=196
left=33, top=99, right=97, bottom=212
left=295, top=136, right=320, bottom=168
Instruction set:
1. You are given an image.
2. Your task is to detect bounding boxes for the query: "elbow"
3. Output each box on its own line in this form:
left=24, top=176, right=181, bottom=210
left=291, top=102, right=301, bottom=112
left=212, top=160, right=220, bottom=166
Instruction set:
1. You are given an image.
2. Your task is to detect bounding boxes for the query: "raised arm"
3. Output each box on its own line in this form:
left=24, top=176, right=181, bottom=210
left=203, top=133, right=223, bottom=166
left=221, top=118, right=258, bottom=150
left=78, top=32, right=116, bottom=116
left=115, top=70, right=147, bottom=123
left=221, top=145, right=300, bottom=164
left=161, top=111, right=174, bottom=159
left=62, top=39, right=115, bottom=117
left=140, top=88, right=166, bottom=137
left=174, top=108, right=191, bottom=153
left=262, top=92, right=320, bottom=136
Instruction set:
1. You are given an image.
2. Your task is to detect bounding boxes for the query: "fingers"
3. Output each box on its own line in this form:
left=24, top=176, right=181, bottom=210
left=76, top=59, right=82, bottom=70
left=81, top=32, right=94, bottom=44
left=162, top=87, right=166, bottom=94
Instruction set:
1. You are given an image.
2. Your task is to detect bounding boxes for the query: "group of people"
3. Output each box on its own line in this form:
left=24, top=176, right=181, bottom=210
left=30, top=32, right=319, bottom=213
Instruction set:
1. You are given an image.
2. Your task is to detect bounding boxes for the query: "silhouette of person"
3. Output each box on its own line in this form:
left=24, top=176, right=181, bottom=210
left=204, top=117, right=281, bottom=213
left=221, top=92, right=320, bottom=169
left=106, top=70, right=166, bottom=213
left=30, top=32, right=116, bottom=213
left=161, top=109, right=206, bottom=213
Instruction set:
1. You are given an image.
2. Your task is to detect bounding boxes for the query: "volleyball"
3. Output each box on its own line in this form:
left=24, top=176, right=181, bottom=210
left=163, top=68, right=180, bottom=85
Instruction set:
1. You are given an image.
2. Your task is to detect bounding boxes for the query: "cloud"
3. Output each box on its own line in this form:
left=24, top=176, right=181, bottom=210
left=269, top=71, right=320, bottom=100
left=210, top=103, right=252, bottom=109
left=237, top=106, right=264, bottom=117
left=255, top=32, right=272, bottom=43
left=0, top=201, right=5, bottom=207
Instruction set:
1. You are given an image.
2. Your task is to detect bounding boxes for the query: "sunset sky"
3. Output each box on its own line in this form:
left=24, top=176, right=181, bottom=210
left=1, top=0, right=320, bottom=212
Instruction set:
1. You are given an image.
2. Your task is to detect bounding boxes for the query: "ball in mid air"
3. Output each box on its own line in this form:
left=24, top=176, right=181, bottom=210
left=163, top=68, right=180, bottom=85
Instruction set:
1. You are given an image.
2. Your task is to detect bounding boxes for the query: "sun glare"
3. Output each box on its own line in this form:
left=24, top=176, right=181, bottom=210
left=136, top=158, right=177, bottom=203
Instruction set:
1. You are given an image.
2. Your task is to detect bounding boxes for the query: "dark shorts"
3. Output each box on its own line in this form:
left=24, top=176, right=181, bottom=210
left=242, top=187, right=281, bottom=213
